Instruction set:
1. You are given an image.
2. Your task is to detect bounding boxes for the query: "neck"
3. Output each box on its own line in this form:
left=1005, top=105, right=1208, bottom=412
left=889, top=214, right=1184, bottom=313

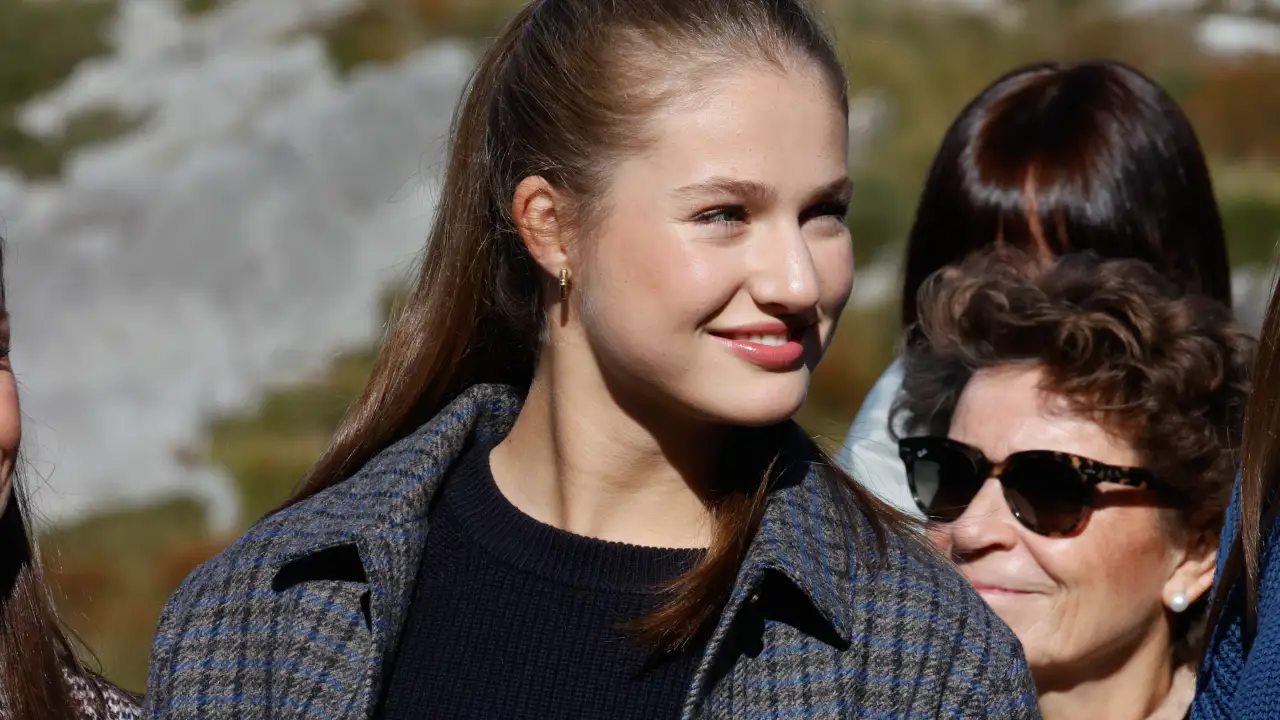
left=1035, top=625, right=1178, bottom=720
left=489, top=342, right=722, bottom=549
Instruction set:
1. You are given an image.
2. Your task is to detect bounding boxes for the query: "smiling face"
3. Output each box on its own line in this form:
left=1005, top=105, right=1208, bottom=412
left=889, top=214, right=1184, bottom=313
left=564, top=61, right=853, bottom=427
left=931, top=365, right=1190, bottom=684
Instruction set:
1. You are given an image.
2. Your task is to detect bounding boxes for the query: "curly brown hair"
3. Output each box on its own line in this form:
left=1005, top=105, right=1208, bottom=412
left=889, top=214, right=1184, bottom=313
left=892, top=249, right=1254, bottom=660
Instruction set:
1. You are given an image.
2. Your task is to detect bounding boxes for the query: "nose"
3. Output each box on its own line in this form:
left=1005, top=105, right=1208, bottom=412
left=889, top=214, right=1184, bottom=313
left=747, top=223, right=822, bottom=313
left=938, top=478, right=1021, bottom=559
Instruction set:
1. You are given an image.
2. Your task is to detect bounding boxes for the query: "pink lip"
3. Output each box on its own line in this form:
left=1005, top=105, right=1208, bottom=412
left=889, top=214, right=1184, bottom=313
left=709, top=322, right=808, bottom=371
left=971, top=583, right=1037, bottom=597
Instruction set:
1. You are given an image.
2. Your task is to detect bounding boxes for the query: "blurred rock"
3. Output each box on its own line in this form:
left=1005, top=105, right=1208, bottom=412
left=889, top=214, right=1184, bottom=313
left=6, top=0, right=1274, bottom=533
left=1198, top=13, right=1280, bottom=54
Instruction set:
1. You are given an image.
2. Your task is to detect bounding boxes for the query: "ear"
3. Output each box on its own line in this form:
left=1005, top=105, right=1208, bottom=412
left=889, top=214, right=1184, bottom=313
left=1163, top=531, right=1218, bottom=610
left=512, top=175, right=570, bottom=280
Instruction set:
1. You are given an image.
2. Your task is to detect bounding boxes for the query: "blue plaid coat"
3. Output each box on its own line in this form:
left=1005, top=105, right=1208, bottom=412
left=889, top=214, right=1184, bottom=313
left=145, top=385, right=1040, bottom=718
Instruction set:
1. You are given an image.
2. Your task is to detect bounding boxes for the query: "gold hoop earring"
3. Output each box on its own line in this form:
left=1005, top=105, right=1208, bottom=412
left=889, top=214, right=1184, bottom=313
left=559, top=268, right=569, bottom=300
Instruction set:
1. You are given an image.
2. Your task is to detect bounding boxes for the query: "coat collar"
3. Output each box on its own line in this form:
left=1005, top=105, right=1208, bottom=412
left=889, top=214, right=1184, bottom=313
left=268, top=383, right=863, bottom=654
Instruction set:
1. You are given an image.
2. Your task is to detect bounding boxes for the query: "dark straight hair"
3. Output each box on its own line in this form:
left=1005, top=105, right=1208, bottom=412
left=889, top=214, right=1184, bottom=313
left=1, top=479, right=87, bottom=719
left=284, top=0, right=911, bottom=651
left=0, top=242, right=109, bottom=719
left=900, top=59, right=1231, bottom=326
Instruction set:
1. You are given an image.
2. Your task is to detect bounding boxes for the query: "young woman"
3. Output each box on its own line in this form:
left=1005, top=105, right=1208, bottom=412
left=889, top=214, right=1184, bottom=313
left=0, top=242, right=140, bottom=719
left=1194, top=268, right=1280, bottom=716
left=144, top=1, right=1039, bottom=718
left=841, top=60, right=1232, bottom=515
left=896, top=251, right=1251, bottom=719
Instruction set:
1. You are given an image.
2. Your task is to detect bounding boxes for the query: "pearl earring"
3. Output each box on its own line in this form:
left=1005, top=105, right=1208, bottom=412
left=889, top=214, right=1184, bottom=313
left=1169, top=592, right=1190, bottom=613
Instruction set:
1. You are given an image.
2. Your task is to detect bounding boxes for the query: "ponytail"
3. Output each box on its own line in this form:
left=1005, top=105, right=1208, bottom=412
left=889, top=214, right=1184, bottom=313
left=286, top=0, right=904, bottom=652
left=289, top=4, right=540, bottom=503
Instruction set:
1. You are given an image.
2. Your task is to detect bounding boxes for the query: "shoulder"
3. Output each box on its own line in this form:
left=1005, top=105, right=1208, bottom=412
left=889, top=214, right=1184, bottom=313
left=147, top=461, right=385, bottom=616
left=1196, top=479, right=1280, bottom=717
left=143, top=473, right=385, bottom=711
left=849, top=358, right=904, bottom=431
left=731, top=488, right=1040, bottom=718
left=68, top=672, right=142, bottom=720
left=856, top=522, right=1040, bottom=716
left=750, top=454, right=1039, bottom=716
left=150, top=384, right=499, bottom=619
left=874, top=529, right=1027, bottom=656
left=154, top=479, right=359, bottom=624
left=143, top=387, right=524, bottom=714
left=840, top=360, right=918, bottom=513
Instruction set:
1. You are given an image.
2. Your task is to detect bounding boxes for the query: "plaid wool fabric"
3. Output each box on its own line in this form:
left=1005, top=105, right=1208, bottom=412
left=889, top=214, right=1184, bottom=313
left=144, top=384, right=1040, bottom=719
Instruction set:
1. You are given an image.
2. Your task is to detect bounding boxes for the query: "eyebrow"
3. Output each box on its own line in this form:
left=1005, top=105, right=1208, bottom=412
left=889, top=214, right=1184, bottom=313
left=810, top=176, right=854, bottom=204
left=672, top=177, right=777, bottom=204
left=671, top=176, right=853, bottom=205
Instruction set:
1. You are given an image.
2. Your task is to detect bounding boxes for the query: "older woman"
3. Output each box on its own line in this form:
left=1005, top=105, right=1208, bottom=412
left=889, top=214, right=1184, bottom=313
left=894, top=251, right=1252, bottom=720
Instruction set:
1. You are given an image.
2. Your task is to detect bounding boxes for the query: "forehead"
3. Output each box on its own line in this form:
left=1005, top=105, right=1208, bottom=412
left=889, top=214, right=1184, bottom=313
left=949, top=365, right=1139, bottom=466
left=623, top=64, right=848, bottom=188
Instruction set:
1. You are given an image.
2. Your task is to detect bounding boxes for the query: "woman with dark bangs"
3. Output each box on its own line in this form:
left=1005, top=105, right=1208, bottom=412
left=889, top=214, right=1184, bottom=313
left=0, top=242, right=140, bottom=719
left=841, top=60, right=1232, bottom=515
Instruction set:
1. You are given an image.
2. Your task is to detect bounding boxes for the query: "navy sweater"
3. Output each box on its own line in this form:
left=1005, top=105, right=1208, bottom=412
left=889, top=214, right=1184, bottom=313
left=1193, top=476, right=1280, bottom=719
left=378, top=440, right=705, bottom=719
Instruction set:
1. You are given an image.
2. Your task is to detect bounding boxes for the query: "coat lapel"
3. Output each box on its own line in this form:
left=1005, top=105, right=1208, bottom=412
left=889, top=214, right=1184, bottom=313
left=264, top=384, right=523, bottom=715
left=681, top=439, right=862, bottom=718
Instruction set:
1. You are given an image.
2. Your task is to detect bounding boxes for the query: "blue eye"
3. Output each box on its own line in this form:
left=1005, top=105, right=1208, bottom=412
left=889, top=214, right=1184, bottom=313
left=696, top=206, right=748, bottom=225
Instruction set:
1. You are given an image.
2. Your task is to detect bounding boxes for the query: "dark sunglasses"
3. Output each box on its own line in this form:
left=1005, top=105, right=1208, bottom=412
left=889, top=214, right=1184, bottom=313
left=897, top=436, right=1158, bottom=537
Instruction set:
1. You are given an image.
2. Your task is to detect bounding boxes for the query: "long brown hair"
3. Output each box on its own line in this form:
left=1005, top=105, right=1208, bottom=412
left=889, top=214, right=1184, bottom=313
left=1, top=477, right=98, bottom=718
left=0, top=242, right=108, bottom=718
left=901, top=60, right=1231, bottom=327
left=1212, top=267, right=1280, bottom=641
left=287, top=0, right=908, bottom=648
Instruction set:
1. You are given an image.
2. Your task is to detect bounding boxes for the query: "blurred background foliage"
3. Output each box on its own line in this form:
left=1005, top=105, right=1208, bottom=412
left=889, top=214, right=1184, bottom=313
left=0, top=0, right=140, bottom=176
left=6, top=0, right=1277, bottom=691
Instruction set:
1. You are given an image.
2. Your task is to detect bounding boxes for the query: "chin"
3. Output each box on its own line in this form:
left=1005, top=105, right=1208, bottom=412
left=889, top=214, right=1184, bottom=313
left=705, top=380, right=808, bottom=427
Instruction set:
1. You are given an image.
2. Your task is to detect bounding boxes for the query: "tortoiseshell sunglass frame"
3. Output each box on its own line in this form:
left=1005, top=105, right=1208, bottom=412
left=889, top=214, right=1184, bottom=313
left=897, top=436, right=1159, bottom=537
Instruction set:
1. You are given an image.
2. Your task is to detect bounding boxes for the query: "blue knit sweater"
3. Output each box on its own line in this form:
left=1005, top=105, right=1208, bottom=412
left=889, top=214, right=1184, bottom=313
left=1193, top=478, right=1280, bottom=718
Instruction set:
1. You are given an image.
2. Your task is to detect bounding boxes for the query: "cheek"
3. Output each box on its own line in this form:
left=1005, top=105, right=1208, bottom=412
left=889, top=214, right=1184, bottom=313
left=0, top=377, right=19, bottom=480
left=1028, top=509, right=1171, bottom=655
left=926, top=523, right=954, bottom=554
left=587, top=227, right=737, bottom=329
left=812, top=237, right=854, bottom=312
left=1036, top=510, right=1168, bottom=594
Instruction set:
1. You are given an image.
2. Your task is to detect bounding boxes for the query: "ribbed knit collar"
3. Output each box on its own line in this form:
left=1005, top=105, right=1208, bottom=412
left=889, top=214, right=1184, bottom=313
left=437, top=438, right=703, bottom=594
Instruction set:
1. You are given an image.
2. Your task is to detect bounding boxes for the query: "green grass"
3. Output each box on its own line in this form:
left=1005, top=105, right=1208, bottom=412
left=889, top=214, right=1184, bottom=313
left=1222, top=194, right=1280, bottom=267
left=317, top=0, right=525, bottom=76
left=0, top=0, right=131, bottom=178
left=203, top=349, right=378, bottom=521
left=44, top=498, right=212, bottom=692
left=43, top=349, right=379, bottom=692
left=0, top=107, right=144, bottom=179
left=181, top=0, right=224, bottom=16
left=45, top=320, right=387, bottom=690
